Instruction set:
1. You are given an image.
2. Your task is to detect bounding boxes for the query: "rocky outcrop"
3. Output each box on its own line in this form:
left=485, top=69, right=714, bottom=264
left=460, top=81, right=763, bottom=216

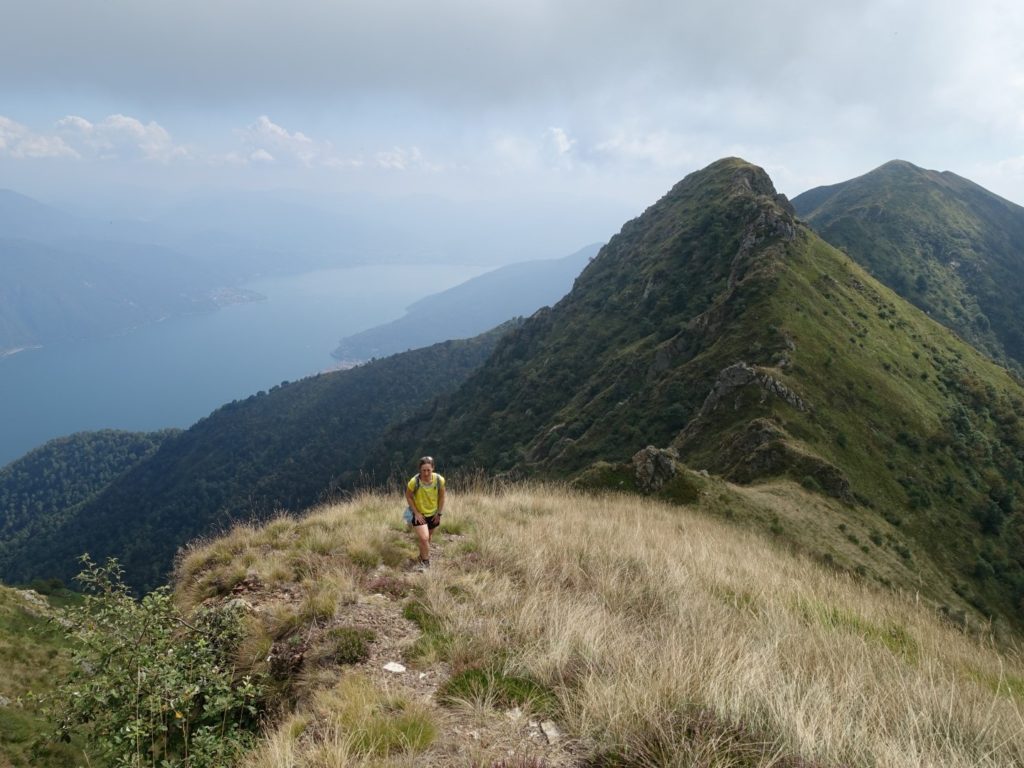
left=632, top=445, right=679, bottom=493
left=698, top=362, right=808, bottom=417
left=720, top=420, right=852, bottom=501
left=681, top=417, right=852, bottom=502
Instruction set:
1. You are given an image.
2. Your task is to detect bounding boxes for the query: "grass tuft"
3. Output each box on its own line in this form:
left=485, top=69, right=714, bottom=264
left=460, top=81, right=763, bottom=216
left=438, top=667, right=558, bottom=716
left=325, top=626, right=375, bottom=665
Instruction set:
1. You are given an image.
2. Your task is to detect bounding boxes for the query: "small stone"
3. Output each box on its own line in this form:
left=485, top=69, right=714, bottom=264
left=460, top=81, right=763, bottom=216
left=419, top=672, right=427, bottom=679
left=540, top=720, right=562, bottom=744
left=506, top=706, right=522, bottom=721
left=470, top=730, right=480, bottom=740
left=0, top=695, right=10, bottom=707
left=383, top=662, right=406, bottom=673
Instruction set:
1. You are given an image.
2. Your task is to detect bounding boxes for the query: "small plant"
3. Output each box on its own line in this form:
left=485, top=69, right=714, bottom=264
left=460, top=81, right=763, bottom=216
left=438, top=667, right=558, bottom=715
left=366, top=573, right=410, bottom=598
left=403, top=597, right=451, bottom=663
left=327, top=626, right=375, bottom=665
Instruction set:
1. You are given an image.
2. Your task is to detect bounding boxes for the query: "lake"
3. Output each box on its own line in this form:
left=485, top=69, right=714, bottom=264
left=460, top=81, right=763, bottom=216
left=0, top=263, right=487, bottom=467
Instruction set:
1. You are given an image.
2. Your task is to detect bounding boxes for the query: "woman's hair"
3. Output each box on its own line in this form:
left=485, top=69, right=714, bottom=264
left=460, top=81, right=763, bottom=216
left=418, top=456, right=434, bottom=468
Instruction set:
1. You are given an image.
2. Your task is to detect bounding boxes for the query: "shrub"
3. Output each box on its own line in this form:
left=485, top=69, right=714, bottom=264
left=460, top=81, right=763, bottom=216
left=53, top=556, right=264, bottom=768
left=327, top=626, right=375, bottom=665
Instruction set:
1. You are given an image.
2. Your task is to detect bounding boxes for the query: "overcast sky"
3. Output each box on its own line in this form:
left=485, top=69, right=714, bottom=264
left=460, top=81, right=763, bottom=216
left=2, top=0, right=1023, bottom=248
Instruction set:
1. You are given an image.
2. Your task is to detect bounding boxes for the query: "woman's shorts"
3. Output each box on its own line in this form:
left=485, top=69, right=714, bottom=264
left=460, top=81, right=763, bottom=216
left=404, top=507, right=441, bottom=529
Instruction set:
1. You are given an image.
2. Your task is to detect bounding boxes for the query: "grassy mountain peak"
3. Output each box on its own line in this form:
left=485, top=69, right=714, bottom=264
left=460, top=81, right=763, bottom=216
left=793, top=158, right=1024, bottom=368
left=374, top=157, right=800, bottom=475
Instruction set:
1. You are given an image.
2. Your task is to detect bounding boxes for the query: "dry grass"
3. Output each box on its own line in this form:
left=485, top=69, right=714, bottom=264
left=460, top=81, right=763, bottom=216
left=174, top=485, right=1024, bottom=767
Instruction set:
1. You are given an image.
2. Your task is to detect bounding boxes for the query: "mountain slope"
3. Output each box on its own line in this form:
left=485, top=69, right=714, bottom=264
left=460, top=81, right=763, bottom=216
left=792, top=160, right=1024, bottom=368
left=0, top=584, right=84, bottom=767
left=167, top=486, right=1024, bottom=767
left=373, top=158, right=804, bottom=473
left=370, top=158, right=1024, bottom=628
left=0, top=430, right=177, bottom=581
left=0, top=326, right=512, bottom=592
left=332, top=243, right=601, bottom=362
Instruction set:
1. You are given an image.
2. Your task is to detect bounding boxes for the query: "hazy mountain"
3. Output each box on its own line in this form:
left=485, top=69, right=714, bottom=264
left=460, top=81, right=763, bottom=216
left=332, top=243, right=601, bottom=362
left=792, top=160, right=1024, bottom=369
left=0, top=325, right=512, bottom=592
left=370, top=158, right=1024, bottom=628
left=0, top=237, right=253, bottom=354
left=0, top=190, right=261, bottom=353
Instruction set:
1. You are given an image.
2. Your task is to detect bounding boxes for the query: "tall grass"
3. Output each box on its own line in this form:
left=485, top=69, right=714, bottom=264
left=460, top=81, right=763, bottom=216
left=175, top=485, right=1024, bottom=767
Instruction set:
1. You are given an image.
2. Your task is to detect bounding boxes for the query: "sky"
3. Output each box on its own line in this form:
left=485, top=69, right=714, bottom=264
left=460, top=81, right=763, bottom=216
left=2, top=0, right=1023, bottom=257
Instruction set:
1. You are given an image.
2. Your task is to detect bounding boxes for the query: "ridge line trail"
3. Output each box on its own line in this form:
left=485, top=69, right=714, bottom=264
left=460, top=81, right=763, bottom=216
left=326, top=533, right=579, bottom=766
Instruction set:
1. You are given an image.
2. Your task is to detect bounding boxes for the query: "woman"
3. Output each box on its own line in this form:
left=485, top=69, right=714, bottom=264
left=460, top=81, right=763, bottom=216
left=404, top=456, right=445, bottom=570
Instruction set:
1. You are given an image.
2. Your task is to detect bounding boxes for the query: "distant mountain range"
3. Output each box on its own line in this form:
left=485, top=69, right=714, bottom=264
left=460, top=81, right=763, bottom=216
left=332, top=243, right=601, bottom=362
left=0, top=189, right=257, bottom=354
left=793, top=160, right=1024, bottom=370
left=2, top=158, right=1023, bottom=634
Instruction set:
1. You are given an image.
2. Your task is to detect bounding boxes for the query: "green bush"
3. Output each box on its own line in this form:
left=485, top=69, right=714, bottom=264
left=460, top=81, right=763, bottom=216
left=326, top=626, right=375, bottom=665
left=53, top=556, right=265, bottom=768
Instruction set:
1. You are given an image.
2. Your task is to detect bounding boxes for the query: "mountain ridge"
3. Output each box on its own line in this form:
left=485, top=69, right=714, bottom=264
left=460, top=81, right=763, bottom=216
left=0, top=327, right=513, bottom=592
left=365, top=157, right=1024, bottom=629
left=793, top=158, right=1024, bottom=369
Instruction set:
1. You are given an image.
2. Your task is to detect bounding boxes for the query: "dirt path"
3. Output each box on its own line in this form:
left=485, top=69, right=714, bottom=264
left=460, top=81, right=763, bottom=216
left=340, top=537, right=580, bottom=767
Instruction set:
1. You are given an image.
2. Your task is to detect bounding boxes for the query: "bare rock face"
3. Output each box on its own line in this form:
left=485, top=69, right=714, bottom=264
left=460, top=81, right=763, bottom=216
left=703, top=362, right=808, bottom=414
left=632, top=445, right=679, bottom=493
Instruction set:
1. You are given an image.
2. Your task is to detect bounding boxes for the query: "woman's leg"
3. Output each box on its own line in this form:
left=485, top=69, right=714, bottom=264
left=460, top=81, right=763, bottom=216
left=414, top=523, right=430, bottom=561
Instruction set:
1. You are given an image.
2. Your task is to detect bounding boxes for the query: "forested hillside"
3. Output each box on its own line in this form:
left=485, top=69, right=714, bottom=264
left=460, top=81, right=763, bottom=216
left=0, top=430, right=176, bottom=582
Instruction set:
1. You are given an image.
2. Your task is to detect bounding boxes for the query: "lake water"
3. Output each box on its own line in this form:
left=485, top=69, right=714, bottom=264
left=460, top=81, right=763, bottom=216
left=0, top=264, right=487, bottom=467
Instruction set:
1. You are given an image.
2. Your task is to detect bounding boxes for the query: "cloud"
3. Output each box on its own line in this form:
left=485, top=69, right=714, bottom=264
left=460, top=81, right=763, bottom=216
left=3, top=3, right=1024, bottom=207
left=241, top=115, right=317, bottom=166
left=0, top=116, right=79, bottom=159
left=235, top=115, right=369, bottom=169
left=55, top=114, right=189, bottom=162
left=233, top=116, right=441, bottom=171
left=374, top=146, right=441, bottom=172
left=594, top=131, right=696, bottom=170
left=547, top=128, right=574, bottom=156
